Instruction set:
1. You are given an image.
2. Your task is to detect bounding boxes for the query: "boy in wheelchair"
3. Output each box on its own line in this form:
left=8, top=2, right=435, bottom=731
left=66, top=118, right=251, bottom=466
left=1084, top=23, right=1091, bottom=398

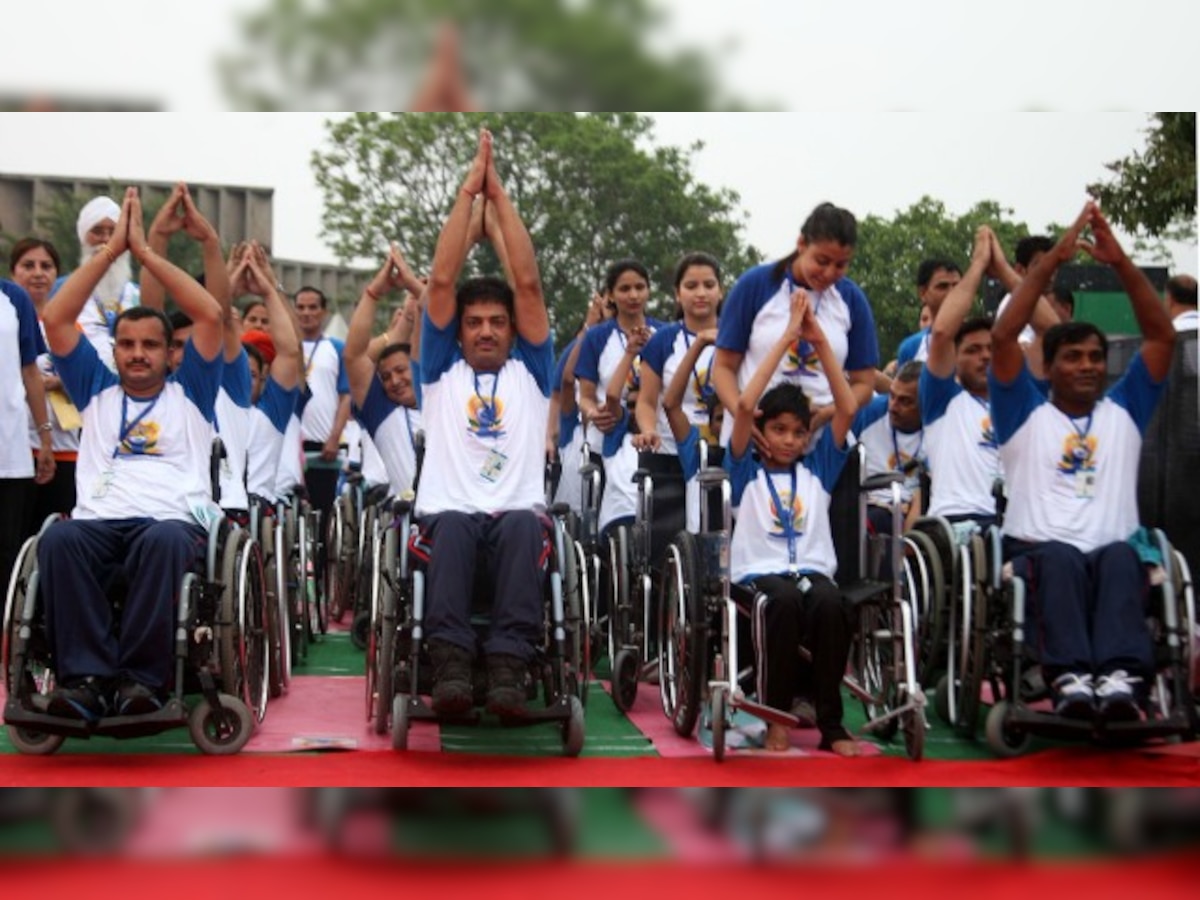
left=35, top=188, right=225, bottom=722
left=728, top=289, right=861, bottom=755
left=990, top=202, right=1176, bottom=725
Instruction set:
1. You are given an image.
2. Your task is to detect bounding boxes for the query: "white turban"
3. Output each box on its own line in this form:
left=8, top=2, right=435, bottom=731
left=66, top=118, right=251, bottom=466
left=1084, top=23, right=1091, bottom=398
left=76, top=196, right=121, bottom=245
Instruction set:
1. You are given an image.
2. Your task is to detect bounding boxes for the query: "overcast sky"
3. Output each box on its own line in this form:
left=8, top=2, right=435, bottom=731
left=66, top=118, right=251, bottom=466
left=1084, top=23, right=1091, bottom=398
left=1, top=112, right=1194, bottom=277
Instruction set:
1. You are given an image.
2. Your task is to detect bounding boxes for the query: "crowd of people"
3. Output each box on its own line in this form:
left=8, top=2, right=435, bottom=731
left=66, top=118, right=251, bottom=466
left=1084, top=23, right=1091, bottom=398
left=1, top=128, right=1196, bottom=755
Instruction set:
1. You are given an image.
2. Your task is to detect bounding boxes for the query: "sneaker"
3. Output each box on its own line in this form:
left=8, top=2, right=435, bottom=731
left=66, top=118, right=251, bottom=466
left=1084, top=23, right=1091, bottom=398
left=428, top=640, right=474, bottom=716
left=1051, top=672, right=1095, bottom=720
left=113, top=680, right=164, bottom=717
left=1095, top=670, right=1142, bottom=723
left=485, top=654, right=529, bottom=718
left=47, top=677, right=110, bottom=723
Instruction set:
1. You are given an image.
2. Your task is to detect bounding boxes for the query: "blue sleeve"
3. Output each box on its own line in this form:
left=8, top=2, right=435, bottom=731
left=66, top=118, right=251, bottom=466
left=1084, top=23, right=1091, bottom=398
left=852, top=394, right=889, bottom=436
left=803, top=425, right=852, bottom=496
left=51, top=334, right=118, bottom=411
left=716, top=264, right=775, bottom=354
left=221, top=349, right=253, bottom=408
left=919, top=366, right=961, bottom=426
left=839, top=279, right=881, bottom=371
left=640, top=325, right=675, bottom=377
left=410, top=359, right=423, bottom=409
left=420, top=312, right=461, bottom=384
left=355, top=376, right=397, bottom=438
left=728, top=445, right=758, bottom=508
left=987, top=361, right=1045, bottom=446
left=515, top=334, right=555, bottom=397
left=1108, top=353, right=1167, bottom=435
left=896, top=331, right=923, bottom=367
left=3, top=281, right=44, bottom=365
left=574, top=323, right=607, bottom=385
left=175, top=338, right=223, bottom=423
left=677, top=427, right=702, bottom=482
left=557, top=410, right=578, bottom=450
left=330, top=338, right=349, bottom=395
left=602, top=411, right=630, bottom=458
left=259, top=377, right=299, bottom=433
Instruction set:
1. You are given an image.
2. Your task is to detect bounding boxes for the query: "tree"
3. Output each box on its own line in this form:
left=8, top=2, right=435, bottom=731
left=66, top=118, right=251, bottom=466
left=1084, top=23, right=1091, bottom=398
left=313, top=112, right=760, bottom=346
left=851, top=197, right=1042, bottom=359
left=1088, top=112, right=1196, bottom=241
left=221, top=0, right=743, bottom=111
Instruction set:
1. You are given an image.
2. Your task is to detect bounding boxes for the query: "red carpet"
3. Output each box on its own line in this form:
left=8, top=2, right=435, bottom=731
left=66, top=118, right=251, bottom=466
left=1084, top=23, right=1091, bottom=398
left=3, top=745, right=1196, bottom=787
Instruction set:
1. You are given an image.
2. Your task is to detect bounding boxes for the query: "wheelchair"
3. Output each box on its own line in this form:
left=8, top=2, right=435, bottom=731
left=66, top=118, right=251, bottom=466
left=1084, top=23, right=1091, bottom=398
left=657, top=443, right=927, bottom=761
left=276, top=488, right=325, bottom=665
left=326, top=466, right=372, bottom=631
left=3, top=512, right=261, bottom=755
left=365, top=500, right=587, bottom=757
left=249, top=494, right=291, bottom=698
left=606, top=451, right=687, bottom=713
left=968, top=527, right=1199, bottom=757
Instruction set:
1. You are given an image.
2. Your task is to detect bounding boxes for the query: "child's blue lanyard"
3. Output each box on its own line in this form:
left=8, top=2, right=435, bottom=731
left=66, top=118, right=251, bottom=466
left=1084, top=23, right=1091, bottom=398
left=113, top=390, right=161, bottom=459
left=764, top=466, right=799, bottom=573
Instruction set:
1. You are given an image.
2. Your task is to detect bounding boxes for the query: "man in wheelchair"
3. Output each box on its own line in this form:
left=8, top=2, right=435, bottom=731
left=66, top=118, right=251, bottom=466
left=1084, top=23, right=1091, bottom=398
left=416, top=130, right=554, bottom=719
left=990, top=202, right=1176, bottom=724
left=36, top=188, right=225, bottom=722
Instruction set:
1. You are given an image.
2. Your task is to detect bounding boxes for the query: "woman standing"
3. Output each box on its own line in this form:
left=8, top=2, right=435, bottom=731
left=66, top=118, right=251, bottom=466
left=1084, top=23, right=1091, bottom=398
left=712, top=203, right=879, bottom=448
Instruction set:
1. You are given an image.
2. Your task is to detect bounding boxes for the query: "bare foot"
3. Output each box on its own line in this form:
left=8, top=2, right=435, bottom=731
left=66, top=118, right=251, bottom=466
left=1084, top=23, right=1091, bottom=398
left=828, top=738, right=862, bottom=757
left=764, top=723, right=791, bottom=752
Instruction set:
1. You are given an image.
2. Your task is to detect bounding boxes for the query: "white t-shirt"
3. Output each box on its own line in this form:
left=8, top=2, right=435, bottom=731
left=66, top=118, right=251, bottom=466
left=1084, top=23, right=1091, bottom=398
left=300, top=337, right=348, bottom=446
left=416, top=315, right=553, bottom=517
left=919, top=368, right=1002, bottom=520
left=995, top=294, right=1036, bottom=346
left=27, top=321, right=81, bottom=457
left=640, top=323, right=718, bottom=455
left=853, top=394, right=925, bottom=507
left=1, top=280, right=43, bottom=478
left=247, top=377, right=298, bottom=502
left=1173, top=309, right=1198, bottom=332
left=56, top=337, right=222, bottom=524
left=214, top=350, right=252, bottom=512
left=990, top=356, right=1164, bottom=553
left=355, top=377, right=423, bottom=498
left=274, top=413, right=305, bottom=499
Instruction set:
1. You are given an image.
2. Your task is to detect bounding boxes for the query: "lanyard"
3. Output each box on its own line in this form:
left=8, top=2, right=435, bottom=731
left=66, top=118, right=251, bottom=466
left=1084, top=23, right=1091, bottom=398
left=303, top=338, right=324, bottom=377
left=892, top=426, right=923, bottom=472
left=764, top=466, right=799, bottom=573
left=474, top=370, right=501, bottom=423
left=681, top=327, right=714, bottom=402
left=403, top=407, right=417, bottom=451
left=1062, top=409, right=1095, bottom=461
left=113, top=390, right=161, bottom=459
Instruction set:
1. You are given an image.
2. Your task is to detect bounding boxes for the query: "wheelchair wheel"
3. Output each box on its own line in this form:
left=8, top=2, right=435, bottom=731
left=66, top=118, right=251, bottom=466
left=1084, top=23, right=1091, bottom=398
left=606, top=526, right=630, bottom=675
left=556, top=519, right=587, bottom=706
left=306, top=508, right=328, bottom=638
left=955, top=573, right=989, bottom=739
left=351, top=610, right=370, bottom=651
left=659, top=533, right=705, bottom=738
left=391, top=693, right=409, bottom=751
left=3, top=534, right=40, bottom=696
left=611, top=648, right=639, bottom=712
left=286, top=504, right=308, bottom=664
left=371, top=526, right=398, bottom=735
left=6, top=725, right=65, bottom=756
left=902, top=700, right=925, bottom=762
left=219, top=531, right=269, bottom=723
left=188, top=693, right=254, bottom=755
left=903, top=530, right=945, bottom=686
left=856, top=601, right=900, bottom=741
left=325, top=497, right=346, bottom=625
left=261, top=516, right=285, bottom=699
left=934, top=673, right=953, bottom=725
left=561, top=694, right=585, bottom=758
left=274, top=517, right=292, bottom=691
left=984, top=700, right=1032, bottom=758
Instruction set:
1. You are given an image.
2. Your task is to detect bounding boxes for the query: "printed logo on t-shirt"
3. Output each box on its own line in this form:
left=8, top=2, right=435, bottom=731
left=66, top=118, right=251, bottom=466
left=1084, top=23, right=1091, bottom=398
left=768, top=491, right=807, bottom=538
left=117, top=420, right=162, bottom=457
left=784, top=341, right=822, bottom=378
left=625, top=358, right=642, bottom=394
left=466, top=395, right=506, bottom=439
left=978, top=415, right=998, bottom=450
left=1057, top=432, right=1097, bottom=475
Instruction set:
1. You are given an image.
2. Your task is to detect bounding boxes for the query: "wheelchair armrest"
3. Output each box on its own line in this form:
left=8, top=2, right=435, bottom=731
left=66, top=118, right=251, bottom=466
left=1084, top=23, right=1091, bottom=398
left=549, top=502, right=572, bottom=518
left=697, top=467, right=730, bottom=489
left=861, top=472, right=904, bottom=493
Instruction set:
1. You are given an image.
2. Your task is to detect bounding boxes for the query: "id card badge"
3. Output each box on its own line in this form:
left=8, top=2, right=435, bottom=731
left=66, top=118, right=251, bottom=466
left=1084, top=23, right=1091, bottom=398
left=481, top=449, right=509, bottom=483
left=92, top=468, right=115, bottom=500
left=1075, top=469, right=1096, bottom=499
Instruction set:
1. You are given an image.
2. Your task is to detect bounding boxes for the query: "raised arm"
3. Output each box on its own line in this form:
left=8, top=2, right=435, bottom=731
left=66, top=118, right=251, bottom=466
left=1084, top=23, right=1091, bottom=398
left=927, top=226, right=991, bottom=380
left=241, top=243, right=301, bottom=391
left=178, top=186, right=237, bottom=362
left=483, top=139, right=549, bottom=345
left=732, top=291, right=808, bottom=459
left=1081, top=206, right=1176, bottom=380
left=346, top=250, right=406, bottom=408
left=426, top=129, right=491, bottom=330
left=992, top=203, right=1092, bottom=384
left=139, top=183, right=187, bottom=312
left=43, top=190, right=135, bottom=356
left=805, top=303, right=858, bottom=450
left=126, top=194, right=223, bottom=361
left=660, top=328, right=715, bottom=445
left=605, top=326, right=649, bottom=415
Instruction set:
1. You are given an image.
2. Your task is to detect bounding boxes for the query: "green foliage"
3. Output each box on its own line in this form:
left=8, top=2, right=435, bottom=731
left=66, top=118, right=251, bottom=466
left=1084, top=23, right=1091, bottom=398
left=1088, top=112, right=1197, bottom=240
left=313, top=112, right=760, bottom=346
left=851, top=197, right=1040, bottom=359
left=221, top=0, right=741, bottom=111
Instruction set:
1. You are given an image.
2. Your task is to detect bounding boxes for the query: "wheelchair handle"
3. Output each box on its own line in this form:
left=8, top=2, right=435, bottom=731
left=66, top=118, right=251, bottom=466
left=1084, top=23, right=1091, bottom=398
left=860, top=472, right=904, bottom=492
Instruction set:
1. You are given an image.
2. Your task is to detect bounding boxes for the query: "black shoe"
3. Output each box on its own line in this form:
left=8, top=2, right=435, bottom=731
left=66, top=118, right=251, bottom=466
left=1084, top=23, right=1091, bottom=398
left=47, top=678, right=110, bottom=723
left=429, top=640, right=474, bottom=716
left=485, top=654, right=529, bottom=718
left=114, top=680, right=164, bottom=717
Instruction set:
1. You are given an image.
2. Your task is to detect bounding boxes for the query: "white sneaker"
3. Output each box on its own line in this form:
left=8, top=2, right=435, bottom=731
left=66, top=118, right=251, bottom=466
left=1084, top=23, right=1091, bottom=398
left=1095, top=670, right=1142, bottom=722
left=1052, top=672, right=1095, bottom=720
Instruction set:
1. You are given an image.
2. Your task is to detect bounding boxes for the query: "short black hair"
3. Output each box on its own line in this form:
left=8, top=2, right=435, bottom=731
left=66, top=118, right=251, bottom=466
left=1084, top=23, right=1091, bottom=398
left=604, top=259, right=650, bottom=294
left=378, top=342, right=411, bottom=365
left=114, top=306, right=173, bottom=344
left=1015, top=236, right=1054, bottom=269
left=895, top=360, right=923, bottom=384
left=755, top=382, right=813, bottom=431
left=1050, top=285, right=1075, bottom=315
left=456, top=276, right=514, bottom=321
left=1044, top=321, right=1107, bottom=369
left=1166, top=275, right=1198, bottom=309
left=917, top=258, right=961, bottom=289
left=295, top=285, right=328, bottom=309
left=954, top=315, right=993, bottom=347
left=169, top=310, right=193, bottom=332
left=243, top=342, right=265, bottom=370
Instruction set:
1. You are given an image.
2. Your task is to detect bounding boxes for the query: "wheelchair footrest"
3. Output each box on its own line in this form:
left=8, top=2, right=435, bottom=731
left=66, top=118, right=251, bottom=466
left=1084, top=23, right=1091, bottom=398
left=734, top=695, right=799, bottom=730
left=843, top=580, right=891, bottom=607
left=4, top=696, right=188, bottom=740
left=404, top=693, right=575, bottom=727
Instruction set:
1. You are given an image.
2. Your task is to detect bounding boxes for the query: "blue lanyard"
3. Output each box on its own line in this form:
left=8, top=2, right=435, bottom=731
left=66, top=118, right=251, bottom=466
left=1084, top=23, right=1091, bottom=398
left=404, top=407, right=416, bottom=451
left=892, top=426, right=923, bottom=472
left=763, top=466, right=799, bottom=572
left=113, top=390, right=161, bottom=459
left=303, top=338, right=324, bottom=376
left=680, top=328, right=714, bottom=401
left=1064, top=410, right=1094, bottom=461
left=474, top=370, right=500, bottom=420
